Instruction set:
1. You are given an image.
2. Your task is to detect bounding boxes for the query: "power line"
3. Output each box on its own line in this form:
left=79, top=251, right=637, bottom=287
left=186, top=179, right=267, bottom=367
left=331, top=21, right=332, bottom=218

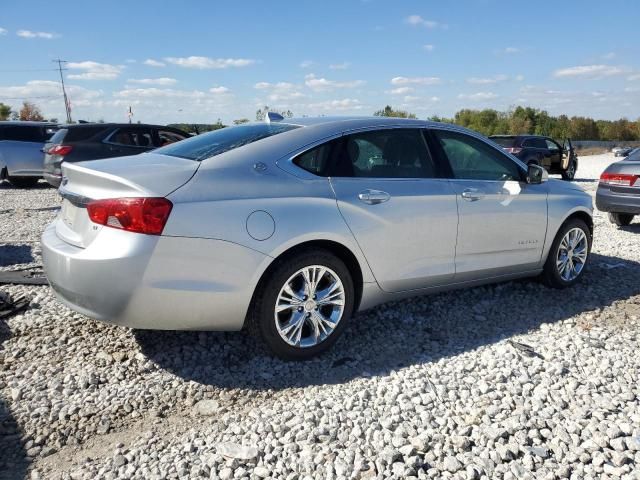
left=0, top=95, right=62, bottom=100
left=52, top=59, right=72, bottom=123
left=0, top=68, right=60, bottom=73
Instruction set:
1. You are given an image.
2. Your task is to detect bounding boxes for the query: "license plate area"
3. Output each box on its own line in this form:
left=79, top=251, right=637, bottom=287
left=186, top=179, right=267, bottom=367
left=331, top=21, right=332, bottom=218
left=61, top=199, right=79, bottom=230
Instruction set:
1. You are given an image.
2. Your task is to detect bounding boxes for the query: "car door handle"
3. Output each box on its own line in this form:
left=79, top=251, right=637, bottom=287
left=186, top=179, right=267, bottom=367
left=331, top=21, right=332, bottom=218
left=461, top=188, right=485, bottom=201
left=358, top=189, right=390, bottom=205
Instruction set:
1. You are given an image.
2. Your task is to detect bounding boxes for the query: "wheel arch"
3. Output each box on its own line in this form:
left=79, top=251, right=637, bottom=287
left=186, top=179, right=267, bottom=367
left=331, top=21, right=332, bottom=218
left=247, top=239, right=365, bottom=327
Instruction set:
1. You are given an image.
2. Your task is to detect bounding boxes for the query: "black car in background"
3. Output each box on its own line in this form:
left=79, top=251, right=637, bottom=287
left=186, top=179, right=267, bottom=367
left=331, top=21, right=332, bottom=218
left=43, top=123, right=189, bottom=187
left=489, top=135, right=578, bottom=180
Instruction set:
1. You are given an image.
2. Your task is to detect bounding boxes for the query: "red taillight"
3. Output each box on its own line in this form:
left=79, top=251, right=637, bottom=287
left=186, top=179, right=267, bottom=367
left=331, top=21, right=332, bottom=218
left=87, top=197, right=173, bottom=235
left=48, top=145, right=73, bottom=156
left=504, top=147, right=522, bottom=154
left=599, top=172, right=638, bottom=187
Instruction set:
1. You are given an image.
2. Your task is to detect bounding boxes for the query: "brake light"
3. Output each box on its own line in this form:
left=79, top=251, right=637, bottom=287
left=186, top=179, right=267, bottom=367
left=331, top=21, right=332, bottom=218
left=599, top=173, right=638, bottom=187
left=48, top=145, right=73, bottom=156
left=504, top=147, right=522, bottom=154
left=87, top=197, right=173, bottom=235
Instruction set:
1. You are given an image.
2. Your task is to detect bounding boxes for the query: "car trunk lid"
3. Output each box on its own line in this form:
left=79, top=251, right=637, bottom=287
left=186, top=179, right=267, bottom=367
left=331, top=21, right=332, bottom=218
left=56, top=153, right=198, bottom=248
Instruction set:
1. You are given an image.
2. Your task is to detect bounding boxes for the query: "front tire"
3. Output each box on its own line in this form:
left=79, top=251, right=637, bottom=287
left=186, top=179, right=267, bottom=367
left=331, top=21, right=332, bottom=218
left=249, top=249, right=355, bottom=360
left=542, top=219, right=591, bottom=288
left=561, top=160, right=576, bottom=180
left=609, top=212, right=634, bottom=227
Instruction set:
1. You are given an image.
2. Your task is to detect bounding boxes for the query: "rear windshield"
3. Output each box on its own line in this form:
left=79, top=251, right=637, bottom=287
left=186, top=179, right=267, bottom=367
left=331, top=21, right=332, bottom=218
left=0, top=125, right=54, bottom=142
left=490, top=136, right=517, bottom=147
left=49, top=126, right=105, bottom=143
left=154, top=123, right=300, bottom=161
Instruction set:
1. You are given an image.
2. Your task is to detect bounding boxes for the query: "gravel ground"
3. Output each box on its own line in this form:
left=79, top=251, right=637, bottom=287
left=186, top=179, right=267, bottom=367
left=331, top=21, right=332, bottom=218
left=1, top=154, right=639, bottom=480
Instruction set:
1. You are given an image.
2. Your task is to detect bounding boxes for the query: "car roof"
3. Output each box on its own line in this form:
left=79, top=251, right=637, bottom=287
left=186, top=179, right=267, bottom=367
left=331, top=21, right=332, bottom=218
left=0, top=121, right=58, bottom=127
left=59, top=122, right=173, bottom=129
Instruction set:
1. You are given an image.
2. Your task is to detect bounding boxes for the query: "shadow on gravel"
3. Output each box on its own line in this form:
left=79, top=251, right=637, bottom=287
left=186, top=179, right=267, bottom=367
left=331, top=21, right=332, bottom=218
left=0, top=180, right=53, bottom=190
left=620, top=223, right=640, bottom=233
left=0, top=322, right=30, bottom=479
left=0, top=245, right=34, bottom=267
left=135, top=253, right=640, bottom=391
left=0, top=398, right=29, bottom=480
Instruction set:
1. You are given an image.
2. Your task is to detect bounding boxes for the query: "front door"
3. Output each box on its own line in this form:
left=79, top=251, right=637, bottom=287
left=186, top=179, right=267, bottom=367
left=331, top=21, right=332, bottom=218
left=429, top=128, right=548, bottom=281
left=329, top=128, right=458, bottom=292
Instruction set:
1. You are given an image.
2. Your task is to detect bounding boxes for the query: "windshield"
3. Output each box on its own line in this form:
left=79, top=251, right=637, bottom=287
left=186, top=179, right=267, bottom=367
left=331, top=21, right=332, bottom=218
left=154, top=123, right=300, bottom=161
left=490, top=136, right=517, bottom=147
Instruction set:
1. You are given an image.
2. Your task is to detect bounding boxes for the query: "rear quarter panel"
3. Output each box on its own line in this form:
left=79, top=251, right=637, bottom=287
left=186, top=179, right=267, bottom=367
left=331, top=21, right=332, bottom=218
left=0, top=140, right=46, bottom=176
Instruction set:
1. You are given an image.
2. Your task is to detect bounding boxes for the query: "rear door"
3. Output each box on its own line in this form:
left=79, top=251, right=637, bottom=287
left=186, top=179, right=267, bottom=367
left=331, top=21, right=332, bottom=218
left=328, top=127, right=458, bottom=292
left=429, top=128, right=548, bottom=280
left=1, top=125, right=50, bottom=176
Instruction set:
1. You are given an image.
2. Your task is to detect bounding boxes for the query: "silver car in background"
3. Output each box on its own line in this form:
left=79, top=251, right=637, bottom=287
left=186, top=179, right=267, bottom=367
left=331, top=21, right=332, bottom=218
left=0, top=121, right=58, bottom=187
left=596, top=149, right=640, bottom=226
left=42, top=116, right=594, bottom=359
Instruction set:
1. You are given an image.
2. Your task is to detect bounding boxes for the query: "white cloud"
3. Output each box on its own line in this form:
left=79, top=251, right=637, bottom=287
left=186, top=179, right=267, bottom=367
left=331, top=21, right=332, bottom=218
left=299, top=60, right=314, bottom=69
left=602, top=52, right=616, bottom=60
left=0, top=28, right=7, bottom=35
left=458, top=92, right=498, bottom=100
left=125, top=59, right=136, bottom=64
left=503, top=47, right=520, bottom=54
left=306, top=98, right=364, bottom=111
left=388, top=87, right=414, bottom=95
left=254, top=82, right=306, bottom=102
left=164, top=56, right=255, bottom=69
left=466, top=74, right=508, bottom=85
left=423, top=44, right=435, bottom=52
left=329, top=62, right=351, bottom=70
left=304, top=74, right=365, bottom=91
left=114, top=88, right=206, bottom=99
left=127, top=77, right=177, bottom=86
left=553, top=64, right=629, bottom=78
left=391, top=76, right=441, bottom=86
left=67, top=61, right=124, bottom=80
left=0, top=80, right=103, bottom=115
left=626, top=73, right=640, bottom=81
left=209, top=86, right=230, bottom=94
left=16, top=29, right=59, bottom=39
left=405, top=15, right=445, bottom=29
left=144, top=59, right=166, bottom=67
left=515, top=74, right=525, bottom=82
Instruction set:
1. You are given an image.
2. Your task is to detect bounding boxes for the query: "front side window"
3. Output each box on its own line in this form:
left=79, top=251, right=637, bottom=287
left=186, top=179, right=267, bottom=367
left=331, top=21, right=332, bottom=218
left=432, top=129, right=522, bottom=181
left=330, top=129, right=436, bottom=178
left=545, top=139, right=560, bottom=151
left=155, top=123, right=299, bottom=161
left=157, top=129, right=187, bottom=147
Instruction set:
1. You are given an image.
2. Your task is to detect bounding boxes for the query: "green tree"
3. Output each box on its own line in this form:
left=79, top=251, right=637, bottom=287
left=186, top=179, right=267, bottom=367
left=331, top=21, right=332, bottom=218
left=0, top=103, right=11, bottom=121
left=233, top=118, right=250, bottom=125
left=256, top=106, right=294, bottom=121
left=373, top=105, right=417, bottom=119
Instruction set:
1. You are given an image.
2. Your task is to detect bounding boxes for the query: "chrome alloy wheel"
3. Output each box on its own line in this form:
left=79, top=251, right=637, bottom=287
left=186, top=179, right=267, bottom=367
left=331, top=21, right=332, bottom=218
left=556, top=227, right=588, bottom=281
left=274, top=265, right=345, bottom=348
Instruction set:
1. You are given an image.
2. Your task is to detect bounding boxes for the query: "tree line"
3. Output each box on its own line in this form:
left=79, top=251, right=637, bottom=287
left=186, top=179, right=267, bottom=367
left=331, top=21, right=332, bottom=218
left=377, top=105, right=640, bottom=141
left=3, top=100, right=639, bottom=141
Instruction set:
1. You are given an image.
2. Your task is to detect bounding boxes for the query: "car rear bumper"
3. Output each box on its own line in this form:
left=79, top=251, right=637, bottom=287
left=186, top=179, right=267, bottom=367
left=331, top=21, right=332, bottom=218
left=44, top=172, right=62, bottom=187
left=41, top=222, right=270, bottom=330
left=595, top=185, right=640, bottom=214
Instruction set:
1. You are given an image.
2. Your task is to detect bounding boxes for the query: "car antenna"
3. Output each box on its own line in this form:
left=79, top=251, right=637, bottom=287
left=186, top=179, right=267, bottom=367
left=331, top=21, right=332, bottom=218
left=265, top=112, right=284, bottom=124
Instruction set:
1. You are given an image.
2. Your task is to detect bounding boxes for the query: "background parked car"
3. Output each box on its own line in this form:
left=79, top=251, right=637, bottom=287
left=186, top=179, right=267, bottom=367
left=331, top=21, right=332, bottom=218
left=43, top=123, right=189, bottom=187
left=614, top=146, right=635, bottom=157
left=0, top=121, right=58, bottom=187
left=596, top=155, right=640, bottom=226
left=489, top=135, right=578, bottom=180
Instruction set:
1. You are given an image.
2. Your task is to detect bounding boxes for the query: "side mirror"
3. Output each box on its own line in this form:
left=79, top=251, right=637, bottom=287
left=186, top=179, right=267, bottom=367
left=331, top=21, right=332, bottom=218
left=526, top=164, right=547, bottom=184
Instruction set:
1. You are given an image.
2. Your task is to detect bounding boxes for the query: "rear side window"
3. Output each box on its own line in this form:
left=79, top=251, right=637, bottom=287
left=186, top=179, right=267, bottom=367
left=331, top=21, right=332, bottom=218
left=54, top=126, right=106, bottom=143
left=156, top=129, right=188, bottom=147
left=432, top=129, right=522, bottom=181
left=108, top=128, right=154, bottom=147
left=155, top=123, right=299, bottom=161
left=330, top=129, right=437, bottom=178
left=545, top=139, right=560, bottom=150
left=2, top=126, right=46, bottom=142
left=293, top=141, right=335, bottom=176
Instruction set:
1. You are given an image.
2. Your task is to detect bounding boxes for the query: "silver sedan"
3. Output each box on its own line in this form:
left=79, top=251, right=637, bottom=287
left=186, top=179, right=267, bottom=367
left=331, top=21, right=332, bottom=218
left=42, top=116, right=594, bottom=359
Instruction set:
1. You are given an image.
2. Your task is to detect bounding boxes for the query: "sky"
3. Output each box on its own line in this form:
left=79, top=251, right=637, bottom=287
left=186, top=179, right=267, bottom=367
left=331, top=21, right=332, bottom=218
left=1, top=0, right=639, bottom=125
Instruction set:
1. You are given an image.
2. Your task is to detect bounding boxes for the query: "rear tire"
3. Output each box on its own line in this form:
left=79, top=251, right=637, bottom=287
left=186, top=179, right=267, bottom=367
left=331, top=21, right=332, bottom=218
left=609, top=212, right=634, bottom=227
left=561, top=161, right=576, bottom=180
left=541, top=218, right=591, bottom=289
left=248, top=249, right=355, bottom=360
left=8, top=177, right=40, bottom=188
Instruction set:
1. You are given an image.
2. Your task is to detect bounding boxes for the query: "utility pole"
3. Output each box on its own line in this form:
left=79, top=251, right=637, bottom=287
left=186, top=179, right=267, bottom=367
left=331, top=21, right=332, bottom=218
left=53, top=59, right=72, bottom=123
